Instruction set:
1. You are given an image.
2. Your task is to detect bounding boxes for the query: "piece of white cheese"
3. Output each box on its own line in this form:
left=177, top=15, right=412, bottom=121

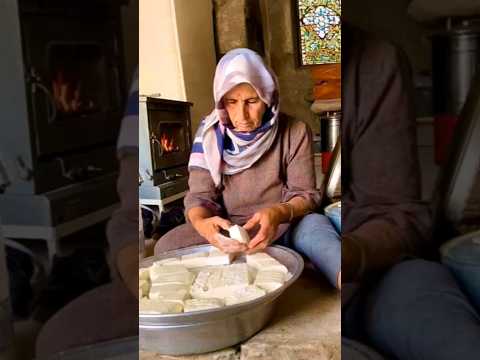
left=191, top=263, right=251, bottom=299
left=228, top=225, right=250, bottom=244
left=139, top=268, right=150, bottom=281
left=207, top=248, right=235, bottom=266
left=182, top=252, right=209, bottom=260
left=149, top=283, right=190, bottom=302
left=184, top=298, right=224, bottom=312
left=246, top=253, right=288, bottom=274
left=190, top=268, right=216, bottom=294
left=154, top=271, right=194, bottom=286
left=149, top=264, right=192, bottom=284
left=139, top=298, right=183, bottom=314
left=139, top=279, right=150, bottom=297
left=157, top=251, right=233, bottom=269
left=154, top=257, right=182, bottom=266
left=224, top=285, right=266, bottom=306
left=180, top=252, right=211, bottom=268
left=254, top=270, right=285, bottom=292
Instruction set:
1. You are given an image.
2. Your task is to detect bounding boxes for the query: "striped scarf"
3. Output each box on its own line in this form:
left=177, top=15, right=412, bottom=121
left=188, top=49, right=280, bottom=187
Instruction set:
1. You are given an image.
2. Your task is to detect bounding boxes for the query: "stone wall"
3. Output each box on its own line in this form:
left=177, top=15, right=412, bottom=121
left=214, top=0, right=249, bottom=55
left=262, top=0, right=318, bottom=133
left=213, top=0, right=319, bottom=133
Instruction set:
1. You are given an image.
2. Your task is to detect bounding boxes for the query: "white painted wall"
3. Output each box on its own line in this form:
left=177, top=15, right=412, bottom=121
left=139, top=0, right=186, bottom=100
left=139, top=0, right=217, bottom=133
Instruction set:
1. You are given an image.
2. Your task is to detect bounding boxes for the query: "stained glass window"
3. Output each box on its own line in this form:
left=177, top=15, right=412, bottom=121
left=295, top=0, right=341, bottom=66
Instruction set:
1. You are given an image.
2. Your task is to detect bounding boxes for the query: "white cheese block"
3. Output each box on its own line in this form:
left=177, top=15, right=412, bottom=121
left=139, top=279, right=150, bottom=297
left=190, top=268, right=216, bottom=294
left=228, top=225, right=250, bottom=244
left=224, top=285, right=266, bottom=306
left=149, top=283, right=190, bottom=301
left=207, top=263, right=250, bottom=290
left=139, top=268, right=150, bottom=281
left=184, top=298, right=224, bottom=312
left=254, top=270, right=285, bottom=292
left=180, top=252, right=211, bottom=268
left=246, top=253, right=288, bottom=274
left=153, top=271, right=194, bottom=286
left=139, top=298, right=183, bottom=314
left=149, top=264, right=192, bottom=283
left=182, top=252, right=209, bottom=260
left=157, top=251, right=233, bottom=269
left=154, top=257, right=182, bottom=266
left=191, top=264, right=251, bottom=299
left=207, top=248, right=235, bottom=266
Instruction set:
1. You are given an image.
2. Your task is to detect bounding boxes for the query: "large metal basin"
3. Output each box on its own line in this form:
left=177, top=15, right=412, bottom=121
left=139, top=244, right=304, bottom=355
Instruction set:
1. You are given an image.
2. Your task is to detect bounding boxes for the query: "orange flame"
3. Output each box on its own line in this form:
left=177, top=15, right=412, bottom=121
left=52, top=70, right=94, bottom=114
left=160, top=133, right=179, bottom=153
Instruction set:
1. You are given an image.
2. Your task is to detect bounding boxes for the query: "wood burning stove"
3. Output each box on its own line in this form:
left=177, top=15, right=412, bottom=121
left=21, top=7, right=125, bottom=158
left=1, top=1, right=127, bottom=194
left=139, top=97, right=192, bottom=206
left=0, top=0, right=128, bottom=263
left=147, top=98, right=192, bottom=185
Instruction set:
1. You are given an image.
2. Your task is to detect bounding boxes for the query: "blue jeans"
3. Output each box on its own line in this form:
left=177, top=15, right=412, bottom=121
left=343, top=259, right=480, bottom=360
left=441, top=231, right=480, bottom=311
left=277, top=213, right=341, bottom=288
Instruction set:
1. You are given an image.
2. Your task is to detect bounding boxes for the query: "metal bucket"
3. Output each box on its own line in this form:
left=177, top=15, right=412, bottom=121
left=139, top=244, right=304, bottom=355
left=320, top=111, right=342, bottom=173
left=320, top=111, right=341, bottom=153
left=432, top=21, right=480, bottom=115
left=0, top=220, right=14, bottom=360
left=324, top=201, right=341, bottom=233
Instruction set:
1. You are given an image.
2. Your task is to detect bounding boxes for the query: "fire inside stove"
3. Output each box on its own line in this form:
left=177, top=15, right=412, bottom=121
left=52, top=70, right=96, bottom=114
left=49, top=43, right=105, bottom=117
left=153, top=122, right=186, bottom=157
left=160, top=132, right=180, bottom=153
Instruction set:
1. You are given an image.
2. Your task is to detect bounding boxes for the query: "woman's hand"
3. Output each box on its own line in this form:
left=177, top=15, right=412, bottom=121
left=243, top=206, right=283, bottom=254
left=193, top=216, right=247, bottom=253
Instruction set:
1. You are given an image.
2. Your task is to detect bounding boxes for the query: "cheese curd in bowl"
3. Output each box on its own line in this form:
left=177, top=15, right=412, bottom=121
left=139, top=248, right=291, bottom=314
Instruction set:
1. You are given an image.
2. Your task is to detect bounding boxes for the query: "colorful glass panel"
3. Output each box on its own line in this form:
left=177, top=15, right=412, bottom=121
left=296, top=0, right=341, bottom=65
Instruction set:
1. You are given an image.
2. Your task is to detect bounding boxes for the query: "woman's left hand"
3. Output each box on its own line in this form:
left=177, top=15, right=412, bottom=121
left=243, top=206, right=283, bottom=254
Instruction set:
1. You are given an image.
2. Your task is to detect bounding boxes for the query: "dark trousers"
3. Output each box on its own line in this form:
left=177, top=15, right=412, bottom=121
left=342, top=259, right=480, bottom=360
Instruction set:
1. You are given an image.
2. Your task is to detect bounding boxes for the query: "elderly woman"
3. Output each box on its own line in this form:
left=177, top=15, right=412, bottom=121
left=155, top=48, right=341, bottom=288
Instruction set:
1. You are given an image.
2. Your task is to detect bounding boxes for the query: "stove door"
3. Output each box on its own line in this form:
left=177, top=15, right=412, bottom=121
left=21, top=14, right=125, bottom=156
left=147, top=99, right=192, bottom=172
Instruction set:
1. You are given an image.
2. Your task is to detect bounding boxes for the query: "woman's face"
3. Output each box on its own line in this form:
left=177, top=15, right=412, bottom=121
left=223, top=83, right=267, bottom=132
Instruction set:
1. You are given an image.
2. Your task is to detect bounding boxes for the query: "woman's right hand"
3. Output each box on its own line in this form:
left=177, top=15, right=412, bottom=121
left=192, top=216, right=247, bottom=253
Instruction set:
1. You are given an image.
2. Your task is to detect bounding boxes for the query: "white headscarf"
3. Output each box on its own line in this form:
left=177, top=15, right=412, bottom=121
left=188, top=49, right=280, bottom=187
